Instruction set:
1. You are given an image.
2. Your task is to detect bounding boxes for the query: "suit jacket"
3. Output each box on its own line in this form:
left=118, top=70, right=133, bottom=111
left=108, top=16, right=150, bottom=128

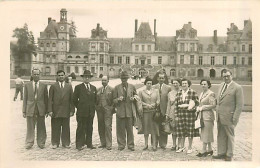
left=73, top=83, right=97, bottom=117
left=153, top=83, right=171, bottom=116
left=113, top=83, right=136, bottom=118
left=96, top=85, right=114, bottom=112
left=48, top=82, right=75, bottom=118
left=198, top=89, right=216, bottom=121
left=138, top=88, right=160, bottom=113
left=216, top=81, right=244, bottom=126
left=23, top=81, right=48, bottom=117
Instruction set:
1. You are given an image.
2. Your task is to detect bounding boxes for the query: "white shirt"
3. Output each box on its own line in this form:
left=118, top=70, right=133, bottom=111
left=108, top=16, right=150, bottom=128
left=59, top=81, right=65, bottom=88
left=182, top=88, right=189, bottom=102
left=84, top=83, right=91, bottom=90
left=15, top=78, right=24, bottom=85
left=220, top=81, right=233, bottom=96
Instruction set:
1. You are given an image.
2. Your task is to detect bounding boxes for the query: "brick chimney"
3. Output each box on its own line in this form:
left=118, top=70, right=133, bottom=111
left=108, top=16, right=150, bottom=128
left=48, top=17, right=52, bottom=24
left=135, top=19, right=138, bottom=34
left=154, top=19, right=157, bottom=36
left=96, top=23, right=100, bottom=36
left=244, top=20, right=249, bottom=27
left=214, top=30, right=218, bottom=45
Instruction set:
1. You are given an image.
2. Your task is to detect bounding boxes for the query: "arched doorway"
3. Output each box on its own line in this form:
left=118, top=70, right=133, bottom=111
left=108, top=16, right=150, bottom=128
left=210, top=69, right=216, bottom=78
left=197, top=69, right=204, bottom=78
left=109, top=68, right=115, bottom=77
left=221, top=69, right=227, bottom=77
left=139, top=68, right=147, bottom=77
left=170, top=69, right=176, bottom=77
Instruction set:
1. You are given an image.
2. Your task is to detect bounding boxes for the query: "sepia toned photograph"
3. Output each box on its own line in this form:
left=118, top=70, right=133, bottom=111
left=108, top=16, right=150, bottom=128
left=1, top=0, right=259, bottom=167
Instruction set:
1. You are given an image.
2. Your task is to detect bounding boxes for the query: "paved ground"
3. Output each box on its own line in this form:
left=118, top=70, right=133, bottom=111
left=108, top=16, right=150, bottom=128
left=10, top=79, right=252, bottom=161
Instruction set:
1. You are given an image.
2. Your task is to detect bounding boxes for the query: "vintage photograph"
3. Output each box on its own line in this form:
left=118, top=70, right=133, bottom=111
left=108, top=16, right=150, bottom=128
left=2, top=0, right=258, bottom=166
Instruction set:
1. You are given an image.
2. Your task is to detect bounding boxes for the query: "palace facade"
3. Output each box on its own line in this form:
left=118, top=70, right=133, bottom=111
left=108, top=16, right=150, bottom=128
left=29, top=8, right=252, bottom=79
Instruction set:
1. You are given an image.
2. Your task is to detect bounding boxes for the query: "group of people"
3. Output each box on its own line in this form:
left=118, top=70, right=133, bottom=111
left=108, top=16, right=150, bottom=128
left=21, top=68, right=243, bottom=161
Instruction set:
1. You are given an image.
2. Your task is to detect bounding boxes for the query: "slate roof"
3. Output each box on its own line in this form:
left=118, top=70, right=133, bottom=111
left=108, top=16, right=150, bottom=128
left=69, top=38, right=89, bottom=52
left=133, top=22, right=155, bottom=42
left=108, top=38, right=132, bottom=52
left=240, top=20, right=252, bottom=40
left=156, top=36, right=176, bottom=51
left=199, top=36, right=227, bottom=52
left=40, top=20, right=59, bottom=39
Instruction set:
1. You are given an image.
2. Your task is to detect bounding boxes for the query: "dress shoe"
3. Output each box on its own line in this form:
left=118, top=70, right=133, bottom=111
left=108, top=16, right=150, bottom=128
left=225, top=156, right=232, bottom=161
left=87, top=145, right=96, bottom=149
left=171, top=146, right=177, bottom=151
left=187, top=149, right=193, bottom=154
left=206, top=150, right=213, bottom=156
left=161, top=146, right=166, bottom=150
left=63, top=145, right=71, bottom=149
left=25, top=145, right=32, bottom=149
left=38, top=145, right=45, bottom=149
left=51, top=145, right=58, bottom=149
left=128, top=148, right=135, bottom=151
left=196, top=152, right=207, bottom=157
left=118, top=147, right=124, bottom=151
left=106, top=147, right=112, bottom=150
left=176, top=147, right=185, bottom=153
left=143, top=145, right=148, bottom=150
left=152, top=147, right=157, bottom=151
left=77, top=146, right=84, bottom=151
left=212, top=154, right=226, bottom=159
left=98, top=145, right=106, bottom=148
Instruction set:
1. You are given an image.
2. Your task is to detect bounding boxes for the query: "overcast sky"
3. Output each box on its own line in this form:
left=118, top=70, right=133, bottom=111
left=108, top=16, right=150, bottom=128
left=4, top=1, right=254, bottom=41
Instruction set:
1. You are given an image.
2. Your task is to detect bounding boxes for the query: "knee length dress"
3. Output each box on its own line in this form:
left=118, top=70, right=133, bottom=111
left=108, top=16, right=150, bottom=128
left=175, top=88, right=200, bottom=138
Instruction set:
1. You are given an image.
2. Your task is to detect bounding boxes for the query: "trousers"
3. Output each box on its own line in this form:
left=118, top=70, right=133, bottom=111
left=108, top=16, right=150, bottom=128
left=51, top=117, right=70, bottom=147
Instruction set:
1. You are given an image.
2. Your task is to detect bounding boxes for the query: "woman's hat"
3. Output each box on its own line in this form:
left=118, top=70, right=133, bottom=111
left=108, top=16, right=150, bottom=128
left=80, top=70, right=93, bottom=77
left=120, top=71, right=129, bottom=79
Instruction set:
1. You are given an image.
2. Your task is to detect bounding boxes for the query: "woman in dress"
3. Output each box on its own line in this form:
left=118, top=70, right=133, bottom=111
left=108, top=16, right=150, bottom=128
left=139, top=77, right=160, bottom=151
left=166, top=79, right=181, bottom=151
left=175, top=78, right=199, bottom=154
left=196, top=79, right=216, bottom=157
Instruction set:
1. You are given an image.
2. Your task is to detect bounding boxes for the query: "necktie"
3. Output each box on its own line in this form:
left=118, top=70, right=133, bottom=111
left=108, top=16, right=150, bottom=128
left=61, top=82, right=63, bottom=89
left=34, top=82, right=38, bottom=98
left=220, top=84, right=227, bottom=97
left=159, top=84, right=162, bottom=95
left=87, top=84, right=90, bottom=90
left=123, top=86, right=127, bottom=100
left=102, top=86, right=105, bottom=94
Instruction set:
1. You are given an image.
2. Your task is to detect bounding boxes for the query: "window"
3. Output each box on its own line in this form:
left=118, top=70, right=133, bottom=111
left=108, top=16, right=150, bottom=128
left=52, top=43, right=56, bottom=47
left=45, top=67, right=50, bottom=75
left=135, top=45, right=139, bottom=51
left=46, top=43, right=50, bottom=47
left=171, top=56, right=175, bottom=64
left=67, top=66, right=70, bottom=73
left=83, top=67, right=86, bottom=71
left=223, top=56, right=227, bottom=65
left=100, top=43, right=104, bottom=51
left=158, top=56, right=162, bottom=64
left=248, top=57, right=252, bottom=65
left=249, top=44, right=252, bottom=53
left=100, top=54, right=104, bottom=64
left=180, top=55, right=184, bottom=64
left=40, top=43, right=44, bottom=47
left=126, top=56, right=130, bottom=64
left=91, top=43, right=96, bottom=49
left=190, top=55, right=194, bottom=64
left=199, top=56, right=203, bottom=65
left=135, top=59, right=138, bottom=65
left=142, top=45, right=145, bottom=51
left=170, top=69, right=176, bottom=76
left=190, top=32, right=195, bottom=38
left=118, top=56, right=122, bottom=64
left=75, top=66, right=79, bottom=73
left=100, top=67, right=103, bottom=71
left=52, top=55, right=56, bottom=63
left=242, top=45, right=245, bottom=52
left=148, top=45, right=151, bottom=51
left=211, top=56, right=215, bottom=65
left=76, top=55, right=81, bottom=58
left=84, top=55, right=88, bottom=62
left=233, top=57, right=237, bottom=65
left=68, top=55, right=72, bottom=58
left=190, top=43, right=195, bottom=52
left=234, top=47, right=237, bottom=52
left=180, top=33, right=185, bottom=38
left=147, top=59, right=151, bottom=64
left=110, top=56, right=114, bottom=64
left=46, top=55, right=50, bottom=63
left=141, top=60, right=145, bottom=65
left=242, top=57, right=245, bottom=65
left=180, top=43, right=184, bottom=52
left=248, top=70, right=252, bottom=78
left=91, top=67, right=95, bottom=73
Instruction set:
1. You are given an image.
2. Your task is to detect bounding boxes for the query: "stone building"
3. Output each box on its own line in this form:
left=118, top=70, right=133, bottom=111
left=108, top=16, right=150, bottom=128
left=33, top=8, right=252, bottom=79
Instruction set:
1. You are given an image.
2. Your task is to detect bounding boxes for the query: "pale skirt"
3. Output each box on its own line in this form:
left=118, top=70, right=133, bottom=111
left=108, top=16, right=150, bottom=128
left=200, top=120, right=214, bottom=143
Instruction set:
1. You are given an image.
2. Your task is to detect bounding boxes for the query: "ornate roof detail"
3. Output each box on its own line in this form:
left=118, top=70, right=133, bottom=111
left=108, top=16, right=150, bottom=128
left=91, top=23, right=107, bottom=39
left=133, top=22, right=155, bottom=42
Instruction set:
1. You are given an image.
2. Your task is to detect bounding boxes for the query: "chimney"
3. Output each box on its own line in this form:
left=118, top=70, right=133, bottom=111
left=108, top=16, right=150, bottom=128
left=48, top=17, right=52, bottom=24
left=52, top=19, right=56, bottom=22
left=135, top=19, right=138, bottom=33
left=231, top=23, right=234, bottom=27
left=154, top=19, right=157, bottom=36
left=244, top=20, right=248, bottom=27
left=214, top=30, right=218, bottom=44
left=96, top=23, right=100, bottom=36
left=188, top=21, right=192, bottom=26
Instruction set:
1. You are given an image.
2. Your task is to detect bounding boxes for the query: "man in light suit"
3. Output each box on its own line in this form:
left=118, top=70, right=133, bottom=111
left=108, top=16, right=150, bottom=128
left=23, top=69, right=48, bottom=149
left=73, top=70, right=97, bottom=150
left=48, top=70, right=75, bottom=149
left=213, top=69, right=244, bottom=161
left=96, top=76, right=114, bottom=150
left=113, top=71, right=137, bottom=151
left=152, top=72, right=171, bottom=150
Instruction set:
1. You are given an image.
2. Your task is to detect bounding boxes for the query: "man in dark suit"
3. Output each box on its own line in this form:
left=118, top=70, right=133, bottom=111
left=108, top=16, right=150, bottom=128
left=213, top=69, right=244, bottom=161
left=152, top=72, right=171, bottom=150
left=73, top=70, right=97, bottom=150
left=48, top=70, right=75, bottom=149
left=113, top=71, right=137, bottom=151
left=23, top=69, right=48, bottom=149
left=96, top=76, right=114, bottom=150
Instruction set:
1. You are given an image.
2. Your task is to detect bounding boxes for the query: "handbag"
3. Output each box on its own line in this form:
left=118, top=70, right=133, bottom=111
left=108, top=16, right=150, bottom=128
left=162, top=120, right=171, bottom=134
left=195, top=111, right=204, bottom=129
left=153, top=104, right=164, bottom=123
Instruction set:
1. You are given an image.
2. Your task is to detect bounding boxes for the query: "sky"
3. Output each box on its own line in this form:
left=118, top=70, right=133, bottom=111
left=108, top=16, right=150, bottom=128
left=3, top=1, right=254, bottom=41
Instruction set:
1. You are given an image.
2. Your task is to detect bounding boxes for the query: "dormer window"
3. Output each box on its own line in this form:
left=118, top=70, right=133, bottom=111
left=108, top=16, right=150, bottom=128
left=76, top=55, right=81, bottom=58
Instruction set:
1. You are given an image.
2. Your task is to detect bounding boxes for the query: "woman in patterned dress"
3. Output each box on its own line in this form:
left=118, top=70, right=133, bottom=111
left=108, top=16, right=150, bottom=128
left=175, top=78, right=199, bottom=154
left=166, top=79, right=181, bottom=151
left=138, top=77, right=160, bottom=151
